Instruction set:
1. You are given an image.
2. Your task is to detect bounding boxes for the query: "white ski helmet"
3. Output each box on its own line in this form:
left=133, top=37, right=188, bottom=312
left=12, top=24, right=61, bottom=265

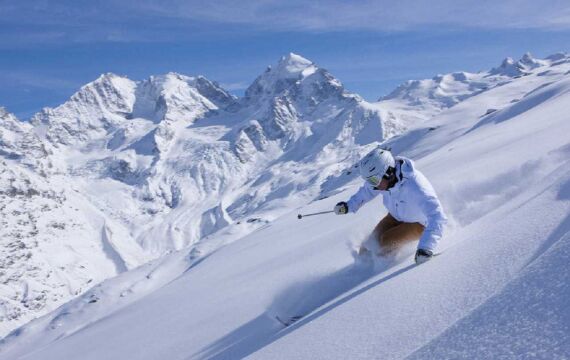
left=359, top=148, right=395, bottom=185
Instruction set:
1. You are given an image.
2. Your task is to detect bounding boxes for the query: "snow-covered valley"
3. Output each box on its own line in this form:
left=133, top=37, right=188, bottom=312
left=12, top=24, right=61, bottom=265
left=0, top=52, right=569, bottom=359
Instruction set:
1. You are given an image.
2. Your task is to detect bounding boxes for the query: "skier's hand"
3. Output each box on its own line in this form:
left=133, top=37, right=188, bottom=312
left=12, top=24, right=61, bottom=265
left=415, top=249, right=433, bottom=264
left=334, top=202, right=348, bottom=215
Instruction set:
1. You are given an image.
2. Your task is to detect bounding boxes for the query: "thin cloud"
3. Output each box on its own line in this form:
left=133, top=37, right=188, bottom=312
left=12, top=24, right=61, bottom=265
left=126, top=0, right=570, bottom=31
left=219, top=81, right=250, bottom=91
left=0, top=71, right=80, bottom=90
left=2, top=0, right=570, bottom=47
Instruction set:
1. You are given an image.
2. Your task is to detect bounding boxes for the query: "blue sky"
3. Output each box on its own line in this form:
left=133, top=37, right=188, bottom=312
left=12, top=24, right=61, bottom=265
left=2, top=0, right=570, bottom=119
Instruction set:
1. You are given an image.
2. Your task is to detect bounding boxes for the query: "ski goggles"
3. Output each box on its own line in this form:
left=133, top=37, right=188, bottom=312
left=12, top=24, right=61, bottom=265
left=366, top=172, right=391, bottom=186
left=366, top=175, right=382, bottom=186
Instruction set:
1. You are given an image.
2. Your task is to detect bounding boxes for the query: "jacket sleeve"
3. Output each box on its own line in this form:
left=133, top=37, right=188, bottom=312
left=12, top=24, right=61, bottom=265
left=415, top=188, right=447, bottom=251
left=347, top=183, right=380, bottom=213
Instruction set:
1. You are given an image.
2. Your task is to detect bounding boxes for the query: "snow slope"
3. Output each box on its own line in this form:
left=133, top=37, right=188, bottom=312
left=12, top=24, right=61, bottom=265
left=9, top=49, right=514, bottom=336
left=1, top=53, right=401, bottom=335
left=1, top=53, right=569, bottom=359
left=0, top=106, right=150, bottom=336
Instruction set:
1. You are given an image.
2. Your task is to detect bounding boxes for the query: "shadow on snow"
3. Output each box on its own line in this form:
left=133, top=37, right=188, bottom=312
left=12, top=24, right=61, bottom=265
left=190, top=262, right=416, bottom=360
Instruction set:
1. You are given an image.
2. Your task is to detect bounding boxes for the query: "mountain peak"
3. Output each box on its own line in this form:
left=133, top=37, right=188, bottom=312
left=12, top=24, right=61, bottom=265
left=518, top=52, right=545, bottom=68
left=275, top=53, right=314, bottom=76
left=82, top=72, right=134, bottom=95
left=520, top=53, right=549, bottom=71
left=520, top=52, right=535, bottom=63
left=500, top=57, right=516, bottom=68
left=489, top=57, right=524, bottom=77
left=243, top=53, right=320, bottom=101
left=91, top=72, right=125, bottom=84
left=0, top=106, right=10, bottom=118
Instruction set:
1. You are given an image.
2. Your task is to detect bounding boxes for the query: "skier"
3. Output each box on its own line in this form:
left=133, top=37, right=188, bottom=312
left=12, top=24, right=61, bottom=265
left=334, top=148, right=447, bottom=264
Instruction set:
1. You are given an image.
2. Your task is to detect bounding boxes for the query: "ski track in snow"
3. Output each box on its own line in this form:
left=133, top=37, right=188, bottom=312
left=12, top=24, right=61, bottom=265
left=190, top=254, right=414, bottom=360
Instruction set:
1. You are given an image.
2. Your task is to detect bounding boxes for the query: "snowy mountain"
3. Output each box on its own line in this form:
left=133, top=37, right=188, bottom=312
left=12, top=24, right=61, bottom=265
left=1, top=52, right=569, bottom=360
left=0, top=106, right=143, bottom=336
left=0, top=53, right=409, bottom=336
left=377, top=52, right=568, bottom=123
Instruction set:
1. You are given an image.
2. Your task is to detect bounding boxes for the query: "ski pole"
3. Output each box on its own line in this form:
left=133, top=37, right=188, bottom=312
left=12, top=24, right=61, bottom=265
left=297, top=210, right=334, bottom=219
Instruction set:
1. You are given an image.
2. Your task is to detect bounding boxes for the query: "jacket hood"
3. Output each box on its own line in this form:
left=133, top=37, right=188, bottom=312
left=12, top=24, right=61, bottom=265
left=396, top=156, right=416, bottom=180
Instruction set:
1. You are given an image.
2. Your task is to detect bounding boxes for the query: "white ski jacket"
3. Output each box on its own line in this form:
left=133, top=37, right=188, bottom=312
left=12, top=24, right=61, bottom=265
left=347, top=157, right=447, bottom=251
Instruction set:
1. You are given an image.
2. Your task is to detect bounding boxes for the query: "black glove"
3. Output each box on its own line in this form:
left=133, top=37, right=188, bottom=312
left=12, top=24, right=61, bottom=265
left=415, top=249, right=433, bottom=264
left=334, top=201, right=348, bottom=215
